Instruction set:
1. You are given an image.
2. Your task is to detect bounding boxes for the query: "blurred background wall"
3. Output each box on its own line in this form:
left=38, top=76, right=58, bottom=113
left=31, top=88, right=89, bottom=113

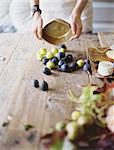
left=93, top=0, right=114, bottom=32
left=0, top=0, right=114, bottom=33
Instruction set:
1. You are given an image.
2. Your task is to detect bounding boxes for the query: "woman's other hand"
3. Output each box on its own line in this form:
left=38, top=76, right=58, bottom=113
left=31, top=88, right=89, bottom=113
left=70, top=8, right=82, bottom=39
left=32, top=12, right=43, bottom=39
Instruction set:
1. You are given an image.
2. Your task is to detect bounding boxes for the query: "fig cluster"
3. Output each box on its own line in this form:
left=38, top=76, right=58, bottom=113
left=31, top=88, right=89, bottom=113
left=32, top=79, right=48, bottom=91
left=37, top=44, right=90, bottom=75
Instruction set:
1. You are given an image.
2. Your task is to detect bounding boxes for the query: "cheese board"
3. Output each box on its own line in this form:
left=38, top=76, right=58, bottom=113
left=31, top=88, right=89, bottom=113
left=88, top=47, right=114, bottom=78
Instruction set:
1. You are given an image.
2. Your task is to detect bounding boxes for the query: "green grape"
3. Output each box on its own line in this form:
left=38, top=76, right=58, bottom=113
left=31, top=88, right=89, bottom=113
left=66, top=121, right=80, bottom=140
left=55, top=121, right=66, bottom=131
left=71, top=111, right=81, bottom=121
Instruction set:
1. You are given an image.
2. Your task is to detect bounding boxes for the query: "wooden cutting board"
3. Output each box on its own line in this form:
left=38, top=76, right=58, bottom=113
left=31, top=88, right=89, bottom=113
left=88, top=47, right=114, bottom=78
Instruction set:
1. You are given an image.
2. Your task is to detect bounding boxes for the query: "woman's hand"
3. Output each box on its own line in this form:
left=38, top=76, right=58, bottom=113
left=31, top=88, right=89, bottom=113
left=70, top=8, right=82, bottom=38
left=32, top=12, right=43, bottom=39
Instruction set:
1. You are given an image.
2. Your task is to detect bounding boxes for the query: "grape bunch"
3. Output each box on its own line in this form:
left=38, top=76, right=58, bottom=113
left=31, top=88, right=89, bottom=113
left=55, top=111, right=94, bottom=141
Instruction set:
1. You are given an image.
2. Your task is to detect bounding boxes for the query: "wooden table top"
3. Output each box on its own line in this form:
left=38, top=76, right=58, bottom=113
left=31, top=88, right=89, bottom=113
left=0, top=32, right=114, bottom=150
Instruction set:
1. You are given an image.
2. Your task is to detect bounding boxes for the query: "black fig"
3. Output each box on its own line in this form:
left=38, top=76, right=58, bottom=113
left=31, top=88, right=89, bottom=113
left=42, top=57, right=49, bottom=65
left=39, top=80, right=48, bottom=91
left=43, top=67, right=52, bottom=75
left=32, top=79, right=39, bottom=88
left=65, top=54, right=73, bottom=63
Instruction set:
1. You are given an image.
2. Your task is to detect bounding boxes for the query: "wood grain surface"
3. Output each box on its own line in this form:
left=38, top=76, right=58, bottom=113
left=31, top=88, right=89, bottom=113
left=0, top=32, right=113, bottom=150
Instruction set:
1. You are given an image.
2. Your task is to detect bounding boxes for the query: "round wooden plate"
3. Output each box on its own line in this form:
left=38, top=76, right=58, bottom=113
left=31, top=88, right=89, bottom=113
left=42, top=18, right=72, bottom=45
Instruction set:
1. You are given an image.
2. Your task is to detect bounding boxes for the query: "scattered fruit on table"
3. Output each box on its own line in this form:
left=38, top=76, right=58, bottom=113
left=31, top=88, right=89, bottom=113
left=65, top=54, right=73, bottom=63
left=77, top=59, right=84, bottom=68
left=71, top=111, right=81, bottom=121
left=84, top=58, right=90, bottom=64
left=51, top=47, right=59, bottom=55
left=46, top=61, right=55, bottom=70
left=39, top=48, right=47, bottom=55
left=59, top=44, right=67, bottom=51
left=43, top=67, right=52, bottom=75
left=46, top=52, right=54, bottom=59
left=83, top=58, right=92, bottom=74
left=97, top=61, right=114, bottom=76
left=55, top=121, right=66, bottom=131
left=37, top=45, right=91, bottom=74
left=32, top=79, right=39, bottom=88
left=106, top=50, right=114, bottom=60
left=32, top=79, right=49, bottom=91
left=39, top=80, right=48, bottom=91
left=59, top=48, right=65, bottom=53
left=58, top=59, right=65, bottom=67
left=56, top=52, right=65, bottom=60
left=36, top=51, right=44, bottom=61
left=70, top=62, right=78, bottom=71
left=60, top=63, right=69, bottom=72
left=42, top=57, right=49, bottom=65
left=51, top=57, right=59, bottom=65
left=83, top=63, right=91, bottom=72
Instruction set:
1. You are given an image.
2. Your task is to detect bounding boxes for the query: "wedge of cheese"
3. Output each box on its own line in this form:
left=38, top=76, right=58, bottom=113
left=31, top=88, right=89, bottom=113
left=106, top=50, right=114, bottom=60
left=98, top=61, right=114, bottom=76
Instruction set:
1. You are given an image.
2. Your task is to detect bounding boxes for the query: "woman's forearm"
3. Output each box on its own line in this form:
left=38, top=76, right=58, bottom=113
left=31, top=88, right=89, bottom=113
left=74, top=0, right=88, bottom=16
left=31, top=0, right=39, bottom=5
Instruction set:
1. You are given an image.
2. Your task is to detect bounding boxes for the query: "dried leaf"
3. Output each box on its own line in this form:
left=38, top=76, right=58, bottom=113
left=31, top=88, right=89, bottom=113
left=2, top=121, right=9, bottom=127
left=24, top=124, right=34, bottom=131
